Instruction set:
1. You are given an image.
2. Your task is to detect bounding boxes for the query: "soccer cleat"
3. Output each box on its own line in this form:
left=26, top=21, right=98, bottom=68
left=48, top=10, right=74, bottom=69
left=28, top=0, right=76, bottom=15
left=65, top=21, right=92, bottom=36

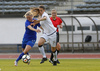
left=49, top=59, right=53, bottom=64
left=14, top=61, right=18, bottom=66
left=57, top=59, right=60, bottom=64
left=40, top=57, right=47, bottom=64
left=53, top=61, right=57, bottom=66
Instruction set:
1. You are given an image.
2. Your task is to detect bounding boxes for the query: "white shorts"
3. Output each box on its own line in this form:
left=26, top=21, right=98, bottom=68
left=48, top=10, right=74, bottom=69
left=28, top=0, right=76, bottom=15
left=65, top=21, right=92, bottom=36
left=40, top=32, right=57, bottom=47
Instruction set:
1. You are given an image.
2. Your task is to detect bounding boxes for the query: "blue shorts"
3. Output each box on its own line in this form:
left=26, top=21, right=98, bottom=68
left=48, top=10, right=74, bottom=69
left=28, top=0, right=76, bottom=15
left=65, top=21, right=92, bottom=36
left=22, top=39, right=36, bottom=49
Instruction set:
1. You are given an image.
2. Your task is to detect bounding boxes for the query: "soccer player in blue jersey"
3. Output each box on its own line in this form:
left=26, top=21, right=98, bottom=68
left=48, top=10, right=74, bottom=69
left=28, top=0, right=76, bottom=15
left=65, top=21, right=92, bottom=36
left=14, top=11, right=42, bottom=66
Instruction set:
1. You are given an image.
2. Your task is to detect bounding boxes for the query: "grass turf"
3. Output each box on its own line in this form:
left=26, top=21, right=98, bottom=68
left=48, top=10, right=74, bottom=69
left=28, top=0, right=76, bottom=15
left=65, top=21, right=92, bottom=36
left=0, top=59, right=100, bottom=71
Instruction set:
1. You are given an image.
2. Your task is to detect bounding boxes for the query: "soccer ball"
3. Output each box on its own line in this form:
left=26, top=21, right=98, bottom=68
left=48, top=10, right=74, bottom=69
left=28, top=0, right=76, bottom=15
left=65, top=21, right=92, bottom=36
left=22, top=55, right=31, bottom=63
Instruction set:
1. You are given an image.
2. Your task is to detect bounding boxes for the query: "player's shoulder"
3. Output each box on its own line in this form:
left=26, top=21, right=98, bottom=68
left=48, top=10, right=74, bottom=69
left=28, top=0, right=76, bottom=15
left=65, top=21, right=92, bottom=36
left=42, top=12, right=48, bottom=16
left=43, top=12, right=47, bottom=14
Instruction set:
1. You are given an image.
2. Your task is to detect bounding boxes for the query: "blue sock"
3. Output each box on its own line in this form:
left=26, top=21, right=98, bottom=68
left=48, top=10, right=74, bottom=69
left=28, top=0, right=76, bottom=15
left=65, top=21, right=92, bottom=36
left=27, top=52, right=29, bottom=55
left=16, top=52, right=25, bottom=62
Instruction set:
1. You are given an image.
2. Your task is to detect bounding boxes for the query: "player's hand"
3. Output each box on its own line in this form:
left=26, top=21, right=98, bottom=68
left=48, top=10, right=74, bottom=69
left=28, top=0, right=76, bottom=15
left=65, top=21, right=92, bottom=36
left=33, top=20, right=38, bottom=23
left=31, top=23, right=36, bottom=26
left=31, top=23, right=34, bottom=26
left=35, top=29, right=41, bottom=33
left=60, top=25, right=62, bottom=28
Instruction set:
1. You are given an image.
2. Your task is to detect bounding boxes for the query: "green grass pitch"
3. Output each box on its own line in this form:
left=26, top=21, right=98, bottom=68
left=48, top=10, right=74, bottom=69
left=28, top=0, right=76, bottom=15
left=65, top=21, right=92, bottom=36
left=0, top=59, right=100, bottom=71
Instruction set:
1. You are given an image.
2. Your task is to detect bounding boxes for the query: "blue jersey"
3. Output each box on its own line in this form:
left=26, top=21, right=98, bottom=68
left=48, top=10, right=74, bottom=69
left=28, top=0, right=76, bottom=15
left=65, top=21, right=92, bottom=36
left=23, top=18, right=40, bottom=41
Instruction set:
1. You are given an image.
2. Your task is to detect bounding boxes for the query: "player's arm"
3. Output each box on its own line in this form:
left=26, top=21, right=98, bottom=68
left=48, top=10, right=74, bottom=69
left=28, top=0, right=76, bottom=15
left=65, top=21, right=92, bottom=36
left=39, top=26, right=44, bottom=30
left=31, top=22, right=39, bottom=26
left=37, top=16, right=47, bottom=21
left=27, top=25, right=41, bottom=33
left=59, top=18, right=63, bottom=28
left=33, top=16, right=47, bottom=24
left=60, top=23, right=62, bottom=28
left=39, top=26, right=44, bottom=34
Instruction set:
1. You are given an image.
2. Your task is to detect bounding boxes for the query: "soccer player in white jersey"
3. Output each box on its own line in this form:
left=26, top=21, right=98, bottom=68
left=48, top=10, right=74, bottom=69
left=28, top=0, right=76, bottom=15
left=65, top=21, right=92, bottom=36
left=33, top=5, right=58, bottom=66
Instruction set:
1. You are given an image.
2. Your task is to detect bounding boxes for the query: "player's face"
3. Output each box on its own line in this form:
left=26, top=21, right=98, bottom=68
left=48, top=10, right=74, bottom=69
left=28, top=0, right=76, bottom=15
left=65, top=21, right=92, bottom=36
left=27, top=16, right=33, bottom=22
left=39, top=8, right=45, bottom=15
left=51, top=11, right=57, bottom=18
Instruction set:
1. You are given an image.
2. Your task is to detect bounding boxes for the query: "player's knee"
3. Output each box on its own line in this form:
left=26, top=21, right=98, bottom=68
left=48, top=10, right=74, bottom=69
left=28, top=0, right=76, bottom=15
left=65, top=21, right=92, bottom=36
left=51, top=50, right=55, bottom=52
left=38, top=42, right=42, bottom=46
left=23, top=51, right=27, bottom=54
left=52, top=49, right=57, bottom=53
left=51, top=48, right=56, bottom=52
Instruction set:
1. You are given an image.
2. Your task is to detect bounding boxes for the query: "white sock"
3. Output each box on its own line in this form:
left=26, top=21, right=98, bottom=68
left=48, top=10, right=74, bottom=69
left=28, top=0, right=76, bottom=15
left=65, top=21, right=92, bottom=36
left=53, top=51, right=57, bottom=61
left=39, top=46, right=46, bottom=58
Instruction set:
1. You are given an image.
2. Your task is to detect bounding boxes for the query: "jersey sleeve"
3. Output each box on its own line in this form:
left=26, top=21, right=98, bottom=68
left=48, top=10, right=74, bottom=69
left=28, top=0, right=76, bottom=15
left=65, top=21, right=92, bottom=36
left=42, top=13, right=48, bottom=18
left=25, top=21, right=30, bottom=27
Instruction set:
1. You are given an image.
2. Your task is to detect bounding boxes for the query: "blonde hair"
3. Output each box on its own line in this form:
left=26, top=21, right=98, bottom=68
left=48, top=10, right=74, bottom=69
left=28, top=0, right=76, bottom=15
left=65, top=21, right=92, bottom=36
left=24, top=11, right=33, bottom=18
left=51, top=9, right=57, bottom=12
left=30, top=7, right=39, bottom=16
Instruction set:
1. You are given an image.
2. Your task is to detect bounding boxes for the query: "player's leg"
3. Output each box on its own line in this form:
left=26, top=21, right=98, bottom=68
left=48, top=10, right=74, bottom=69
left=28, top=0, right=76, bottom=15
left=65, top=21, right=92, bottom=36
left=22, top=48, right=24, bottom=51
left=56, top=42, right=61, bottom=64
left=49, top=52, right=53, bottom=64
left=50, top=32, right=61, bottom=64
left=49, top=42, right=61, bottom=64
left=14, top=43, right=26, bottom=66
left=56, top=32, right=61, bottom=56
left=23, top=45, right=31, bottom=54
left=56, top=32, right=61, bottom=63
left=16, top=45, right=31, bottom=61
left=15, top=40, right=35, bottom=66
left=15, top=45, right=31, bottom=66
left=51, top=47, right=57, bottom=66
left=38, top=37, right=47, bottom=64
left=49, top=33, right=58, bottom=66
left=22, top=48, right=29, bottom=55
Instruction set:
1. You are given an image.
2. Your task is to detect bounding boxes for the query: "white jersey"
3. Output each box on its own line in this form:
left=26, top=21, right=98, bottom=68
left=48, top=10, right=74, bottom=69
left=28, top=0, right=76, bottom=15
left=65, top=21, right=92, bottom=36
left=40, top=12, right=56, bottom=35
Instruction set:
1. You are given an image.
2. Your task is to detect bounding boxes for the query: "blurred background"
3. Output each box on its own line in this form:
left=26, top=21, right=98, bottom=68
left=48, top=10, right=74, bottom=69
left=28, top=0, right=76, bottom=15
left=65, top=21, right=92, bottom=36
left=0, top=0, right=100, bottom=53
